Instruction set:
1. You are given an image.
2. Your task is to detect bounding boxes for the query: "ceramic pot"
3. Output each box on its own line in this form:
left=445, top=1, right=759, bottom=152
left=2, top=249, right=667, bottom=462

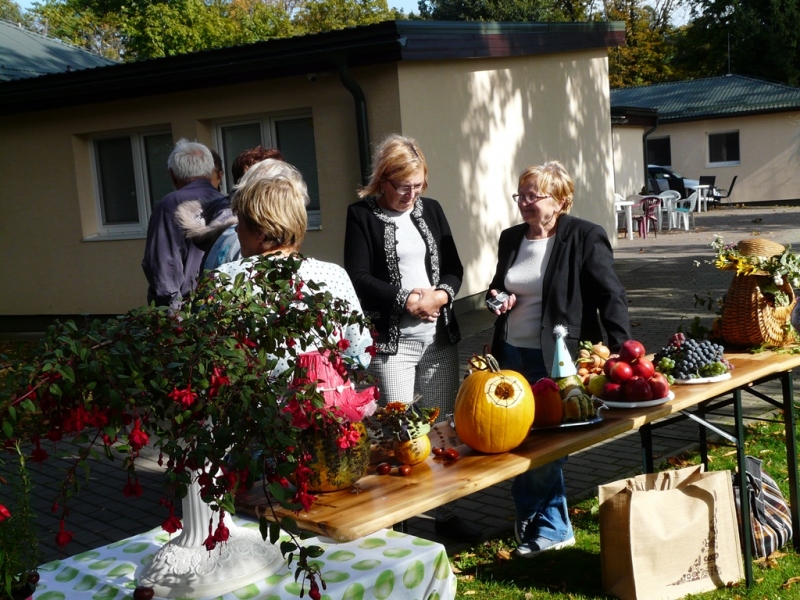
left=393, top=435, right=431, bottom=466
left=305, top=422, right=370, bottom=492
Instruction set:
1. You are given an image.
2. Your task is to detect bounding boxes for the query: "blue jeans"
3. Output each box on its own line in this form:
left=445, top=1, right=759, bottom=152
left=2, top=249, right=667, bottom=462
left=493, top=340, right=574, bottom=542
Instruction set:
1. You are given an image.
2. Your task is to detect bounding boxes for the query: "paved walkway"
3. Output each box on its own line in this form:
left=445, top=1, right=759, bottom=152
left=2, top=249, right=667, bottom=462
left=10, top=204, right=800, bottom=562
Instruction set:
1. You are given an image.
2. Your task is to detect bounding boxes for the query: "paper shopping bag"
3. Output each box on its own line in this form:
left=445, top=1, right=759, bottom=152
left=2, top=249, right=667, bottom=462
left=599, top=465, right=743, bottom=600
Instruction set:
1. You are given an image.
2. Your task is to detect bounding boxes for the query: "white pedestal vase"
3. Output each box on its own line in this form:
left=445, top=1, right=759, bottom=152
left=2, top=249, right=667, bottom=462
left=136, top=476, right=284, bottom=598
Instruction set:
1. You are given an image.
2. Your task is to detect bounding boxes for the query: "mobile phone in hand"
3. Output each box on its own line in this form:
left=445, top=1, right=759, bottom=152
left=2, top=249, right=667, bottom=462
left=486, top=292, right=509, bottom=311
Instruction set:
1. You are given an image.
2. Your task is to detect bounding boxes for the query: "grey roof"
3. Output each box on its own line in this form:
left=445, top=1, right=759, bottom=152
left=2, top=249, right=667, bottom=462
left=0, top=19, right=116, bottom=82
left=0, top=20, right=624, bottom=114
left=610, top=74, right=800, bottom=122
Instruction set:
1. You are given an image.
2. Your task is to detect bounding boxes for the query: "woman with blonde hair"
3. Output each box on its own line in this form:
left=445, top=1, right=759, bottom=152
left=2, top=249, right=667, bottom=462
left=344, top=135, right=477, bottom=542
left=487, top=160, right=630, bottom=557
left=216, top=158, right=373, bottom=368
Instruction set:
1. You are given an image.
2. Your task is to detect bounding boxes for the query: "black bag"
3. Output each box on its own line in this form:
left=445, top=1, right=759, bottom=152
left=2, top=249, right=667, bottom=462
left=732, top=456, right=793, bottom=558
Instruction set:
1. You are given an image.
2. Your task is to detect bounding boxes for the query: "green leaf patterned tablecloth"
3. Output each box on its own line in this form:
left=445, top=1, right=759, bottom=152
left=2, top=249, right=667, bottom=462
left=34, top=517, right=456, bottom=600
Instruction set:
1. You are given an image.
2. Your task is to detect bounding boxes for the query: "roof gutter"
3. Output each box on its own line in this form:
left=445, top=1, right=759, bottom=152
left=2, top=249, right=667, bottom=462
left=334, top=54, right=371, bottom=186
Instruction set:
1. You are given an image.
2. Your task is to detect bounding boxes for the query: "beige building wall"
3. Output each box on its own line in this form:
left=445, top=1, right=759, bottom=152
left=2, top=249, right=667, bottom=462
left=395, top=50, right=617, bottom=300
left=612, top=126, right=647, bottom=197
left=0, top=72, right=366, bottom=315
left=1, top=50, right=618, bottom=317
left=653, top=112, right=800, bottom=204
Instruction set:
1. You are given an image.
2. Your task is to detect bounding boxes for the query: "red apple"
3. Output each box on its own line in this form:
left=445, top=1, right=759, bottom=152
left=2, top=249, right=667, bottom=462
left=623, top=376, right=654, bottom=402
left=604, top=357, right=619, bottom=377
left=631, top=357, right=655, bottom=379
left=649, top=372, right=671, bottom=400
left=618, top=340, right=646, bottom=364
left=609, top=360, right=634, bottom=383
left=602, top=381, right=623, bottom=402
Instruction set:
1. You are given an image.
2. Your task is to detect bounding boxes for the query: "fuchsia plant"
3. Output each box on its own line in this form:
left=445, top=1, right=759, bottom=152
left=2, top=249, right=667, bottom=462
left=1, top=254, right=377, bottom=596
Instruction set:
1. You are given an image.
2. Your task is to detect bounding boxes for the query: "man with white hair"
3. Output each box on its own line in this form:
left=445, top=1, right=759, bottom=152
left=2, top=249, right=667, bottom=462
left=142, top=138, right=226, bottom=309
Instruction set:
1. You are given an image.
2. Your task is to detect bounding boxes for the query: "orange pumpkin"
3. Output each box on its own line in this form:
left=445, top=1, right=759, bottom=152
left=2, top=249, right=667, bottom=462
left=394, top=435, right=431, bottom=465
left=530, top=378, right=564, bottom=427
left=454, top=354, right=535, bottom=453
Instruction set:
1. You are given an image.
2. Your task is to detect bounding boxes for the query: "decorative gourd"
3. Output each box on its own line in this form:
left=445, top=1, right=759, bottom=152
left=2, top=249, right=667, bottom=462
left=393, top=435, right=431, bottom=465
left=530, top=378, right=563, bottom=427
left=304, top=422, right=370, bottom=492
left=453, top=354, right=535, bottom=454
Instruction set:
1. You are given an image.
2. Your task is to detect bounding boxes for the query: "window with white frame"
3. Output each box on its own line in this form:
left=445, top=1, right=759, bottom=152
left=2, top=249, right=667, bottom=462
left=708, top=131, right=740, bottom=166
left=91, top=131, right=174, bottom=237
left=216, top=113, right=321, bottom=229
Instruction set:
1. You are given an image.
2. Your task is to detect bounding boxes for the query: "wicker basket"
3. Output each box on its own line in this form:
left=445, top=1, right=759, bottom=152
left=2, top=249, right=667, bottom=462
left=720, top=238, right=796, bottom=347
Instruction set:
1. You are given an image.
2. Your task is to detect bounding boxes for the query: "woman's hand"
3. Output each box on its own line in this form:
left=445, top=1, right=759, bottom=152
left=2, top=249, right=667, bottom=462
left=488, top=289, right=516, bottom=315
left=406, top=287, right=447, bottom=322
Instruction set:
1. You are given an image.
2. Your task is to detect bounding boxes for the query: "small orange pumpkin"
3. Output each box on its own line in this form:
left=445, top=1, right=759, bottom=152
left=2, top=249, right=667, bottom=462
left=453, top=354, right=535, bottom=454
left=393, top=435, right=431, bottom=465
left=531, top=378, right=564, bottom=427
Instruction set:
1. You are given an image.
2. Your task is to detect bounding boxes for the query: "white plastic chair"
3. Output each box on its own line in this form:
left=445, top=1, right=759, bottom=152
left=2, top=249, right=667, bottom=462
left=657, top=190, right=681, bottom=231
left=672, top=191, right=698, bottom=230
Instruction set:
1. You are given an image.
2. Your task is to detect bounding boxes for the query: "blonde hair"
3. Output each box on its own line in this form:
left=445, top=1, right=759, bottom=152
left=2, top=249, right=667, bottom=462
left=358, top=134, right=429, bottom=198
left=231, top=159, right=308, bottom=253
left=518, top=160, right=574, bottom=215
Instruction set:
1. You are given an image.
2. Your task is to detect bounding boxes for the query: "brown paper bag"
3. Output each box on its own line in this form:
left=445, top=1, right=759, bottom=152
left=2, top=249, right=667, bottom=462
left=599, top=465, right=744, bottom=600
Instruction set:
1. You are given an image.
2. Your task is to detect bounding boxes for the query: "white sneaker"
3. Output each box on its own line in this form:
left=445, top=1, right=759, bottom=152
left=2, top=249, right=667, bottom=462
left=515, top=535, right=575, bottom=558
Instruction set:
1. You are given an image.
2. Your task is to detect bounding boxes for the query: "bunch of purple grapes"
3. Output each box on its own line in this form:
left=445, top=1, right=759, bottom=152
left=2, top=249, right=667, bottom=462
left=654, top=333, right=731, bottom=380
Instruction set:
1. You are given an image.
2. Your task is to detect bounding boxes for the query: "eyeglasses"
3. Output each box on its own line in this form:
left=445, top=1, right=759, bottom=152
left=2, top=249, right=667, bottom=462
left=388, top=180, right=424, bottom=196
left=512, top=193, right=552, bottom=204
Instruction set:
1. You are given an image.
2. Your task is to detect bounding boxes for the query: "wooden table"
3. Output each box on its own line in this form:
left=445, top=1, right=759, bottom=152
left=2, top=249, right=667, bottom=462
left=238, top=350, right=800, bottom=584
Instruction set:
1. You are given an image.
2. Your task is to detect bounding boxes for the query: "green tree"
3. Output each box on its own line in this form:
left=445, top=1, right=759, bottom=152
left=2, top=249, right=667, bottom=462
left=32, top=0, right=125, bottom=60
left=598, top=0, right=682, bottom=87
left=417, top=0, right=555, bottom=21
left=293, top=0, right=396, bottom=34
left=0, top=0, right=25, bottom=22
left=673, top=0, right=800, bottom=85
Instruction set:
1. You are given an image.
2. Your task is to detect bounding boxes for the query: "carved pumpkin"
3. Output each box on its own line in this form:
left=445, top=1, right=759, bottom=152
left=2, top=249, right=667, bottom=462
left=454, top=354, right=535, bottom=454
left=531, top=378, right=564, bottom=427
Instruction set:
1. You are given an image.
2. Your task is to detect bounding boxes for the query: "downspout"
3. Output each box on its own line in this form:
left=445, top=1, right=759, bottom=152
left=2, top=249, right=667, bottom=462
left=642, top=117, right=659, bottom=191
left=335, top=55, right=371, bottom=186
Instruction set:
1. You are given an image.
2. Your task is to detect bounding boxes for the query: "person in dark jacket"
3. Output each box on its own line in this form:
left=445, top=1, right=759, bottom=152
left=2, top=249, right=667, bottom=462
left=142, top=139, right=224, bottom=309
left=486, top=160, right=631, bottom=558
left=344, top=134, right=478, bottom=543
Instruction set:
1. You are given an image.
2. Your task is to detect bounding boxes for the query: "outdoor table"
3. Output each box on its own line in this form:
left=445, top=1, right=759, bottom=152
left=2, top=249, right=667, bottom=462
left=694, top=184, right=711, bottom=211
left=33, top=516, right=456, bottom=600
left=615, top=199, right=635, bottom=240
left=239, top=350, right=800, bottom=589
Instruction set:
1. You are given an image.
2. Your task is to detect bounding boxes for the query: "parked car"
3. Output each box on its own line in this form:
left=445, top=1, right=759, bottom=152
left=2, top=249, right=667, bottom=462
left=648, top=165, right=699, bottom=194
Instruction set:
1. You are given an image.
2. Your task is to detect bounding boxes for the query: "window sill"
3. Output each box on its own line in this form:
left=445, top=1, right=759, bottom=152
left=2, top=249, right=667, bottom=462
left=83, top=231, right=147, bottom=242
left=707, top=161, right=740, bottom=168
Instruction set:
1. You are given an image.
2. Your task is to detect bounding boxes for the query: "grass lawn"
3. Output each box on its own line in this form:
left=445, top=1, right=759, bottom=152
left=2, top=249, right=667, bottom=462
left=451, top=416, right=800, bottom=600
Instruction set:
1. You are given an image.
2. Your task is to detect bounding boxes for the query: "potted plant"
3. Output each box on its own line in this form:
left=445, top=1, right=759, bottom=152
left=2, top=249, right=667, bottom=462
left=365, top=402, right=438, bottom=466
left=0, top=255, right=377, bottom=597
left=0, top=443, right=41, bottom=600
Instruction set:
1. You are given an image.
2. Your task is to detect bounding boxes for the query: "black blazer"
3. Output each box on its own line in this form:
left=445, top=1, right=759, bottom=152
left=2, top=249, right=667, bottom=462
left=488, top=214, right=631, bottom=374
left=344, top=197, right=463, bottom=354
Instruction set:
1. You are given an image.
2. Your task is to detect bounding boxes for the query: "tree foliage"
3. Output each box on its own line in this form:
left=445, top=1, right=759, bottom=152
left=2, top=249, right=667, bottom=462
left=0, top=0, right=25, bottom=22
left=416, top=0, right=594, bottom=21
left=599, top=0, right=684, bottom=87
left=672, top=0, right=800, bottom=85
left=25, top=0, right=395, bottom=61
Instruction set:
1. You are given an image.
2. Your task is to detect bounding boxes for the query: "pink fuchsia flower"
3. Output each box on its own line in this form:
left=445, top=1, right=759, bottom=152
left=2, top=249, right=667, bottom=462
left=0, top=504, right=11, bottom=521
left=168, top=386, right=198, bottom=409
left=336, top=424, right=363, bottom=450
left=208, top=366, right=231, bottom=399
left=30, top=438, right=49, bottom=464
left=55, top=518, right=74, bottom=547
left=123, top=475, right=143, bottom=498
left=128, top=419, right=149, bottom=452
left=214, top=512, right=230, bottom=543
left=337, top=339, right=350, bottom=351
left=162, top=514, right=183, bottom=535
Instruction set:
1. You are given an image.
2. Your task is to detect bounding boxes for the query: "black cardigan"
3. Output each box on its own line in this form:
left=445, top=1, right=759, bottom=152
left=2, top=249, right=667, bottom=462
left=344, top=197, right=463, bottom=354
left=487, top=214, right=631, bottom=374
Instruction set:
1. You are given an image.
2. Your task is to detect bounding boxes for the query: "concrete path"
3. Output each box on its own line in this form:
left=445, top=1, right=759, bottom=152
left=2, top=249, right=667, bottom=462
left=10, top=204, right=800, bottom=561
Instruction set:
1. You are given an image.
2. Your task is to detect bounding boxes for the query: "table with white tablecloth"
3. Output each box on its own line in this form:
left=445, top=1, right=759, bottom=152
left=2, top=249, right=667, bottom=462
left=33, top=517, right=456, bottom=600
